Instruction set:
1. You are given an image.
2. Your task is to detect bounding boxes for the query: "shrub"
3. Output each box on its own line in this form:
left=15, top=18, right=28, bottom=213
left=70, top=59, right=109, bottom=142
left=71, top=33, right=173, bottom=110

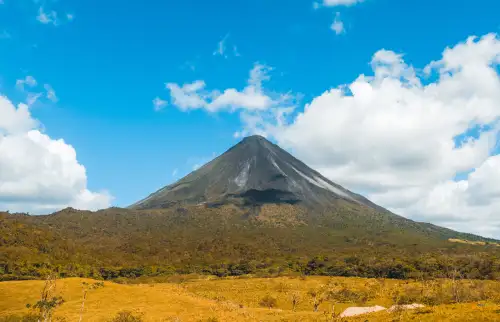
left=275, top=281, right=290, bottom=293
left=259, top=295, right=278, bottom=308
left=204, top=318, right=219, bottom=322
left=109, top=311, right=143, bottom=322
left=393, top=284, right=422, bottom=305
left=325, top=283, right=375, bottom=304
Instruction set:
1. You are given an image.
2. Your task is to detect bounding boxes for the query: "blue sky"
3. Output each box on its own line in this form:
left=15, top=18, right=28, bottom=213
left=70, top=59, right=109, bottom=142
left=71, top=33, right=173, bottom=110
left=1, top=0, right=500, bottom=236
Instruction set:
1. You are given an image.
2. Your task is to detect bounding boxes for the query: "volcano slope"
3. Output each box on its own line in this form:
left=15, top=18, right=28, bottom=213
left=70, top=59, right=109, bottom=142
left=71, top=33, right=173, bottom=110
left=1, top=136, right=500, bottom=281
left=130, top=135, right=384, bottom=210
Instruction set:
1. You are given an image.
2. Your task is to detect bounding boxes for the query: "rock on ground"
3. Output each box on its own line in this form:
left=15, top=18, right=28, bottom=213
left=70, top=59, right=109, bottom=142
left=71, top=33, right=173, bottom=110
left=339, top=305, right=386, bottom=317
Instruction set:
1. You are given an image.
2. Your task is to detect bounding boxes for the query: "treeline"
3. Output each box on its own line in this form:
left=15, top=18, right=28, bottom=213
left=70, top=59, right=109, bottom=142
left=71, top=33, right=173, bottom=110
left=2, top=252, right=499, bottom=281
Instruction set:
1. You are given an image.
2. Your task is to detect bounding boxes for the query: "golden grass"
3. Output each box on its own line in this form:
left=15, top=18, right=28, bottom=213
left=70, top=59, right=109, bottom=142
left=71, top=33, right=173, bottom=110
left=448, top=238, right=500, bottom=246
left=1, top=276, right=500, bottom=321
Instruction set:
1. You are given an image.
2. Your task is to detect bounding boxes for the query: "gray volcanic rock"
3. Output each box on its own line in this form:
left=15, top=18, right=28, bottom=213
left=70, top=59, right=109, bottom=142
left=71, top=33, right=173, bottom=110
left=130, top=135, right=385, bottom=210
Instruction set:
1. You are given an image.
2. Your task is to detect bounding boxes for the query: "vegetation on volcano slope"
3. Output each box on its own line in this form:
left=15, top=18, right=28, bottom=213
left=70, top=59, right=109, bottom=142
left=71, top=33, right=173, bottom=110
left=1, top=203, right=500, bottom=281
left=2, top=276, right=500, bottom=321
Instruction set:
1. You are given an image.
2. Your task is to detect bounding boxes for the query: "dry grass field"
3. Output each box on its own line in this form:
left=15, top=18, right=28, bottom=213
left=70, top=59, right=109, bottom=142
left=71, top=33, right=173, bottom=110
left=1, top=276, right=500, bottom=321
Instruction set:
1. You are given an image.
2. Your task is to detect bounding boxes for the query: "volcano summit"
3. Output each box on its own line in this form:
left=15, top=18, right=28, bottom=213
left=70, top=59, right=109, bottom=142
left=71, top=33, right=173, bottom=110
left=130, top=135, right=382, bottom=211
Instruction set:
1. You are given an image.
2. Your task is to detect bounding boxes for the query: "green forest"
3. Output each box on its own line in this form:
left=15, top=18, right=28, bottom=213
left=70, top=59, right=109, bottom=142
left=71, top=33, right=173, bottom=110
left=1, top=203, right=499, bottom=282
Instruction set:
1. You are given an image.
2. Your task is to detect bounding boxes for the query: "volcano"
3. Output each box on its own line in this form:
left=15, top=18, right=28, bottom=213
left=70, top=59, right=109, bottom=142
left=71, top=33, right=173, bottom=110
left=130, top=135, right=383, bottom=211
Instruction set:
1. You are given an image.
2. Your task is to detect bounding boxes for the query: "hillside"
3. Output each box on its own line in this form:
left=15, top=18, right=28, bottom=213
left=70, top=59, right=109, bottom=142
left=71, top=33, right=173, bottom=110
left=1, top=203, right=500, bottom=281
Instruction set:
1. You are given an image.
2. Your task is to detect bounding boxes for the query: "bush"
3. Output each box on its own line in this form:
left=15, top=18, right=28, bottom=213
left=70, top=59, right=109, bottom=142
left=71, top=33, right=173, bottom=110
left=393, top=284, right=422, bottom=305
left=329, top=288, right=366, bottom=303
left=274, top=281, right=290, bottom=293
left=109, top=311, right=143, bottom=322
left=325, top=282, right=375, bottom=304
left=259, top=295, right=278, bottom=308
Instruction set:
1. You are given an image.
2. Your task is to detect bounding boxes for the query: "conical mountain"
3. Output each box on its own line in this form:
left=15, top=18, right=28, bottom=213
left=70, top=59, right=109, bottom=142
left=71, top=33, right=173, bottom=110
left=131, top=135, right=385, bottom=211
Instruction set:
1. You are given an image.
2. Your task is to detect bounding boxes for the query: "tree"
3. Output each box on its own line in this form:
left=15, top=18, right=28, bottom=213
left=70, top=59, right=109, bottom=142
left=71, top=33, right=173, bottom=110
left=290, top=292, right=301, bottom=311
left=308, top=287, right=326, bottom=312
left=26, top=274, right=64, bottom=322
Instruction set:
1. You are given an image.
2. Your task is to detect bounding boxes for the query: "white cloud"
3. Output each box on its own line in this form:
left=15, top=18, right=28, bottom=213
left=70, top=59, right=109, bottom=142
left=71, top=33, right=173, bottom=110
left=37, top=7, right=58, bottom=25
left=0, top=95, right=112, bottom=214
left=16, top=77, right=58, bottom=105
left=44, top=84, right=58, bottom=102
left=0, top=99, right=37, bottom=135
left=213, top=34, right=240, bottom=58
left=323, top=0, right=364, bottom=6
left=26, top=92, right=43, bottom=106
left=16, top=76, right=37, bottom=91
left=36, top=7, right=74, bottom=25
left=166, top=63, right=285, bottom=113
left=253, top=33, right=500, bottom=237
left=172, top=168, right=178, bottom=177
left=152, top=96, right=167, bottom=111
left=213, top=34, right=229, bottom=58
left=166, top=80, right=208, bottom=110
left=331, top=12, right=345, bottom=35
left=233, top=46, right=241, bottom=57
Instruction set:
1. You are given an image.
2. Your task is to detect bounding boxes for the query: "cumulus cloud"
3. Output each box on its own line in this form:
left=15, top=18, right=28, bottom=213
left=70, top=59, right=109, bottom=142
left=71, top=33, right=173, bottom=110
left=331, top=12, right=345, bottom=35
left=255, top=33, right=500, bottom=237
left=0, top=95, right=112, bottom=214
left=166, top=80, right=208, bottom=110
left=166, top=63, right=289, bottom=113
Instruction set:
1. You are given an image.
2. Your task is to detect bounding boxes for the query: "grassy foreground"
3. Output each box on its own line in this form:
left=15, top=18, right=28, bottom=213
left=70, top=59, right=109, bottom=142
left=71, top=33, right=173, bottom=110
left=1, top=276, right=500, bottom=321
